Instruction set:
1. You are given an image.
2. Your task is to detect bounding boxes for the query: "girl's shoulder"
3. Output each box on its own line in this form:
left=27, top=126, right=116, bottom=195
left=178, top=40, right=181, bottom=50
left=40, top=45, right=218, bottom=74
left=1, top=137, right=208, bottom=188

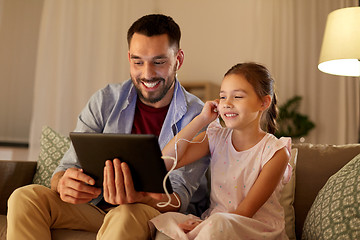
left=263, top=134, right=291, bottom=152
left=207, top=119, right=230, bottom=137
left=206, top=120, right=231, bottom=147
left=260, top=134, right=291, bottom=167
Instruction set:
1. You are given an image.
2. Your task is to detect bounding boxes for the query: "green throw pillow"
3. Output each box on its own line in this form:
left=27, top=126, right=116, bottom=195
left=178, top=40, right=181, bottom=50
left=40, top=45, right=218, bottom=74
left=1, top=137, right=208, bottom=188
left=32, top=126, right=71, bottom=188
left=302, top=153, right=360, bottom=240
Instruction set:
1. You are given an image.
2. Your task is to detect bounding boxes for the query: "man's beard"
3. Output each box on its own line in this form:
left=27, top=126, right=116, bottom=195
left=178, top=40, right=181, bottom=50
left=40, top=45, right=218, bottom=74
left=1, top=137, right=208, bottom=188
left=133, top=76, right=175, bottom=104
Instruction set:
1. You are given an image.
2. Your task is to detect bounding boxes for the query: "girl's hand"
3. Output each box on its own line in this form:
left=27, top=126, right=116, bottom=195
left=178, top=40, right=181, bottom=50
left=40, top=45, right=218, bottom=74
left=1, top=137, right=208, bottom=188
left=199, top=100, right=219, bottom=123
left=178, top=218, right=203, bottom=233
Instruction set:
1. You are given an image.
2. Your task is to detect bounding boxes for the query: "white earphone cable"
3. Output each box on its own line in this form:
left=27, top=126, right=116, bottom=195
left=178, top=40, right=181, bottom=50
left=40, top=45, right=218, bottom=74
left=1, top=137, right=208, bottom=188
left=157, top=125, right=208, bottom=208
left=156, top=78, right=210, bottom=208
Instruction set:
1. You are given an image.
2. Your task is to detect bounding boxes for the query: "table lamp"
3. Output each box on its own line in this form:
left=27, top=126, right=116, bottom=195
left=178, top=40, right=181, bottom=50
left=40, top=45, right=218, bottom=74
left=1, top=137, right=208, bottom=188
left=318, top=6, right=360, bottom=77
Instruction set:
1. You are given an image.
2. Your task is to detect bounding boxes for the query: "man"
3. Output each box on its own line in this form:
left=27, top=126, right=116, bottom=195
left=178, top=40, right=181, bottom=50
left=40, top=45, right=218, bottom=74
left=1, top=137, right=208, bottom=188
left=7, top=14, right=209, bottom=239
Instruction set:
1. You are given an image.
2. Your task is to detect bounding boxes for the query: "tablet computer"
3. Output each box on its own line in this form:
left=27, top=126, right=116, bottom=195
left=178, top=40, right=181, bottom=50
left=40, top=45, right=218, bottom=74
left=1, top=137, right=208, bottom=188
left=69, top=132, right=173, bottom=194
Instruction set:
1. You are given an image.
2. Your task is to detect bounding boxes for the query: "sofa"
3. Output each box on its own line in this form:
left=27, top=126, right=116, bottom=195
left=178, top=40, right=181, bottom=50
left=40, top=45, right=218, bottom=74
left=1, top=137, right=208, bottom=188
left=1, top=142, right=360, bottom=240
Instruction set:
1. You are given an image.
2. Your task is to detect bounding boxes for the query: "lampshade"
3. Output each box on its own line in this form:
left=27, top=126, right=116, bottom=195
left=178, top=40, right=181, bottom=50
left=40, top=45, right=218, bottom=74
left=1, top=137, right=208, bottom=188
left=318, top=7, right=360, bottom=77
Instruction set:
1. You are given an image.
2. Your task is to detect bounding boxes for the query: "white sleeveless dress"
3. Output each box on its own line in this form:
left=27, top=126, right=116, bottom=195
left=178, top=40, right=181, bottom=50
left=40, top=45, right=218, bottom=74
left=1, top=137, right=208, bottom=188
left=150, top=121, right=292, bottom=240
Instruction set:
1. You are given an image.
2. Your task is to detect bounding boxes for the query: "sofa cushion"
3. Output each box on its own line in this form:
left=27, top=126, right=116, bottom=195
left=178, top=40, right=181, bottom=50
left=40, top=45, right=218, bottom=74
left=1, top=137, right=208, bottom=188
left=0, top=215, right=6, bottom=240
left=280, top=148, right=298, bottom=240
left=32, top=126, right=71, bottom=188
left=0, top=161, right=37, bottom=215
left=292, top=143, right=360, bottom=239
left=302, top=152, right=360, bottom=240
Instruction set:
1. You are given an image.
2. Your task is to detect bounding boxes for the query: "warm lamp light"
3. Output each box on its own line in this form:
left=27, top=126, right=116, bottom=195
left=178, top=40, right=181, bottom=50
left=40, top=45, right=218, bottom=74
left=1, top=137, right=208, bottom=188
left=318, top=7, right=360, bottom=77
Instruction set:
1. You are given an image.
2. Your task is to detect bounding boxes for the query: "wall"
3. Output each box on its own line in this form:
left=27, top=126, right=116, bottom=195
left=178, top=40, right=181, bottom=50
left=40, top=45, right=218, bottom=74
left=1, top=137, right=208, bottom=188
left=0, top=0, right=44, bottom=143
left=0, top=146, right=28, bottom=160
left=156, top=1, right=258, bottom=86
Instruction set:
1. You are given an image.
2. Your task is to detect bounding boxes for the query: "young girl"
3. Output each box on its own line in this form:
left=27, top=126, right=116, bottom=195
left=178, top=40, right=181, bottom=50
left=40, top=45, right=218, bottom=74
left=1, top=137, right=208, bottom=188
left=150, top=62, right=292, bottom=240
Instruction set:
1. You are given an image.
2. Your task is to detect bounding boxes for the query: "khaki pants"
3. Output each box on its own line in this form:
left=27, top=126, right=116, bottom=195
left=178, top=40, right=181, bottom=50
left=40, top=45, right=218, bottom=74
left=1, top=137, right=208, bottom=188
left=7, top=184, right=160, bottom=240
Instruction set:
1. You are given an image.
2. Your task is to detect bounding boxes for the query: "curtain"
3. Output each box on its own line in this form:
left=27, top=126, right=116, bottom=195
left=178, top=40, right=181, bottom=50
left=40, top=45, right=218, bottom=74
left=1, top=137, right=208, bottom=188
left=28, top=0, right=157, bottom=160
left=28, top=0, right=360, bottom=160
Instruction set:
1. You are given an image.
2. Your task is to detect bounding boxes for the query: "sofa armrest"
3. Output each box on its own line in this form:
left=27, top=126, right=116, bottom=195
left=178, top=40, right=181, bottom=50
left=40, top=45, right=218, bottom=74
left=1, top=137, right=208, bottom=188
left=0, top=160, right=37, bottom=215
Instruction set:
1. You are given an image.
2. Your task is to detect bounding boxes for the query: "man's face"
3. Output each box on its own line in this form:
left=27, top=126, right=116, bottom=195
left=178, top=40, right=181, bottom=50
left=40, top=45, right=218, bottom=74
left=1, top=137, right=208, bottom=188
left=128, top=33, right=180, bottom=108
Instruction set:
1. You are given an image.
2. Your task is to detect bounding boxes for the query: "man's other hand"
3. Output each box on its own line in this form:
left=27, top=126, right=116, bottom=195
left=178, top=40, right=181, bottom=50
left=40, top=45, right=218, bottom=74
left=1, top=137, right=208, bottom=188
left=103, top=159, right=160, bottom=205
left=56, top=168, right=101, bottom=204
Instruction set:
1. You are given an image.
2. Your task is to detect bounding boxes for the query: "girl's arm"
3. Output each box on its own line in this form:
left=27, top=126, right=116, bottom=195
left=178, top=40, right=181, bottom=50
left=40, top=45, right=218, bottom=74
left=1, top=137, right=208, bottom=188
left=231, top=147, right=290, bottom=217
left=162, top=100, right=219, bottom=170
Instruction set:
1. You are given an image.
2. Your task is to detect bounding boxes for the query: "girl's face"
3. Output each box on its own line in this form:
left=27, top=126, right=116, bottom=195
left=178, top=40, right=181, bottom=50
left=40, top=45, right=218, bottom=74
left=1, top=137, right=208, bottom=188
left=218, top=73, right=265, bottom=131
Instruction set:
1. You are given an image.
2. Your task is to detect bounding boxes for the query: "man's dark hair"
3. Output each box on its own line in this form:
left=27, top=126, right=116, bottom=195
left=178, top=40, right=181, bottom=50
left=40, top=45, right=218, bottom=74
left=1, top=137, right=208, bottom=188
left=127, top=14, right=181, bottom=50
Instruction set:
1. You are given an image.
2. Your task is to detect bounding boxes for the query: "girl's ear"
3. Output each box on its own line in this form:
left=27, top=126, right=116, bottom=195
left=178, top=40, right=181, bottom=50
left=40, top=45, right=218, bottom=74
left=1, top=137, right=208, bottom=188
left=261, top=95, right=272, bottom=111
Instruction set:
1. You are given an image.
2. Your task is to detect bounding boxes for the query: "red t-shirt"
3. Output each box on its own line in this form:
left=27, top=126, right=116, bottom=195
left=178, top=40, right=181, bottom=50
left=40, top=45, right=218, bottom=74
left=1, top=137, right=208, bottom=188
left=131, top=98, right=169, bottom=136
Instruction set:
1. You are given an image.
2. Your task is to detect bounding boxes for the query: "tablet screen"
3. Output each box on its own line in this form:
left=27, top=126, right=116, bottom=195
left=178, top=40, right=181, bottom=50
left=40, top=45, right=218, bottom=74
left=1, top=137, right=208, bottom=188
left=69, top=132, right=173, bottom=194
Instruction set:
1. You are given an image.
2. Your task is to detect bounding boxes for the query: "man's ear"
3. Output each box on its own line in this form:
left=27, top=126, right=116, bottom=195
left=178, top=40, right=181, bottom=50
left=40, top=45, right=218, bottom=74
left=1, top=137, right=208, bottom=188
left=261, top=95, right=272, bottom=111
left=128, top=51, right=131, bottom=62
left=175, top=49, right=185, bottom=70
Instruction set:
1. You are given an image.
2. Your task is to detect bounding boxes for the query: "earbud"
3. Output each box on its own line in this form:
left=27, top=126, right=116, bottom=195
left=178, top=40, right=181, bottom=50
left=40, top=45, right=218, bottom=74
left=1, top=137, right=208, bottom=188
left=176, top=60, right=180, bottom=70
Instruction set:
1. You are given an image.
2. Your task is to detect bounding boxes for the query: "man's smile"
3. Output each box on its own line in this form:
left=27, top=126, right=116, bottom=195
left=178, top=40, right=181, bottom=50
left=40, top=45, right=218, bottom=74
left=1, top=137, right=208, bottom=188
left=142, top=80, right=161, bottom=89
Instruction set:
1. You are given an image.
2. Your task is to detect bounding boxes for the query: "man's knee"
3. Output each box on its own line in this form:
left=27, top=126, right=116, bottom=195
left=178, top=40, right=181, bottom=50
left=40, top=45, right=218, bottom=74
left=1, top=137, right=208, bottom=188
left=106, top=203, right=160, bottom=221
left=98, top=204, right=160, bottom=239
left=8, top=184, right=53, bottom=212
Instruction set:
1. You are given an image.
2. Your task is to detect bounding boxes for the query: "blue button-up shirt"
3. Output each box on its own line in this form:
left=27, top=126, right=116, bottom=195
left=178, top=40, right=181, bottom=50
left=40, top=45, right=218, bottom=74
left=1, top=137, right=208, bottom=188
left=53, top=79, right=209, bottom=213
